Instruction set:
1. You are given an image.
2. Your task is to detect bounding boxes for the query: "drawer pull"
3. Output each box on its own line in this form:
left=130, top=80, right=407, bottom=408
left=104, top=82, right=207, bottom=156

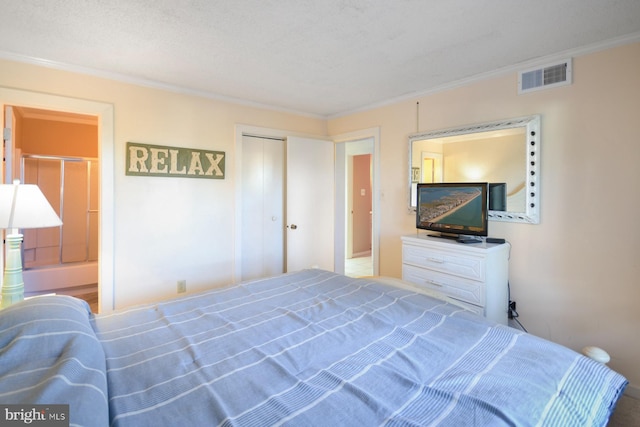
left=426, top=257, right=445, bottom=263
left=425, top=279, right=444, bottom=287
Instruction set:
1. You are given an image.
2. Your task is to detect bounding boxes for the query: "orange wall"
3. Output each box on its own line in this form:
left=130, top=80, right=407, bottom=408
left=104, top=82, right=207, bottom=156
left=19, top=118, right=98, bottom=158
left=352, top=154, right=371, bottom=253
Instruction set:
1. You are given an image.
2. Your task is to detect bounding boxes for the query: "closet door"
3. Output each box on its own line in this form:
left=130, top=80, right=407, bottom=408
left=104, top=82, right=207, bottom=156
left=240, top=136, right=285, bottom=281
left=286, top=137, right=334, bottom=272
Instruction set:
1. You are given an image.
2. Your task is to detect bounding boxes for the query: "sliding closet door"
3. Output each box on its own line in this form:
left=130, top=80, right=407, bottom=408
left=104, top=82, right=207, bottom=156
left=286, top=137, right=334, bottom=272
left=240, top=136, right=285, bottom=281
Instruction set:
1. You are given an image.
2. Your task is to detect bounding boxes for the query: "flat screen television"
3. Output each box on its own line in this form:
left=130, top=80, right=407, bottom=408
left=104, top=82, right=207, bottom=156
left=416, top=182, right=489, bottom=241
left=488, top=183, right=507, bottom=211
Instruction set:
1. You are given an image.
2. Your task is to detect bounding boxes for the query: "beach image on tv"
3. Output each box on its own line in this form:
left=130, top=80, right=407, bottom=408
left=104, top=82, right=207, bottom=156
left=417, top=187, right=484, bottom=230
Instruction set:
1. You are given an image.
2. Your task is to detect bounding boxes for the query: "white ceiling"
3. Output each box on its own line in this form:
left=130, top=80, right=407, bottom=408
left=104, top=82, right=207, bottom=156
left=1, top=1, right=639, bottom=117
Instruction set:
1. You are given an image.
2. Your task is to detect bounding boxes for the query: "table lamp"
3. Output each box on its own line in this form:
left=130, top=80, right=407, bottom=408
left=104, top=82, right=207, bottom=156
left=0, top=180, right=62, bottom=308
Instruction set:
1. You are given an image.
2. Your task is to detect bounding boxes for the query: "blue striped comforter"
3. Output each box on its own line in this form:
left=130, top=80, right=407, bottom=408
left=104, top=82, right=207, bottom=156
left=91, top=270, right=626, bottom=426
left=0, top=270, right=627, bottom=426
left=0, top=295, right=109, bottom=427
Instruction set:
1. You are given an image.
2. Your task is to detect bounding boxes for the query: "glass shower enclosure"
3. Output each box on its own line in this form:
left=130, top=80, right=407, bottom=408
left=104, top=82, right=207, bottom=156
left=21, top=155, right=99, bottom=293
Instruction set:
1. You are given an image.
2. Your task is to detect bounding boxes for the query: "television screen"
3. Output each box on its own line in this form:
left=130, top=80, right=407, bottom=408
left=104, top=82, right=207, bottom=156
left=488, top=183, right=507, bottom=211
left=416, top=182, right=489, bottom=237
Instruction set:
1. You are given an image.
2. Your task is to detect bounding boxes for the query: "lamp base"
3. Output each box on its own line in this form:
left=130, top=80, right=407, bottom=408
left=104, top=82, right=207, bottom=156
left=1, top=233, right=24, bottom=308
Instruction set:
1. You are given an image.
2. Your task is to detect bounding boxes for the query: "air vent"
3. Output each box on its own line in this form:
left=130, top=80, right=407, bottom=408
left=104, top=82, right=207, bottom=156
left=518, top=59, right=572, bottom=94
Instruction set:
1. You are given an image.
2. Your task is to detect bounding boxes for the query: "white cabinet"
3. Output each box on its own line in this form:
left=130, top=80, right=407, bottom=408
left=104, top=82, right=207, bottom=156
left=401, top=234, right=509, bottom=325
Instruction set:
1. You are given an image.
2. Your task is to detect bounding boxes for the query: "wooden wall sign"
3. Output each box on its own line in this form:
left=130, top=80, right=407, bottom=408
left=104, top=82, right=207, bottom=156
left=126, top=142, right=225, bottom=179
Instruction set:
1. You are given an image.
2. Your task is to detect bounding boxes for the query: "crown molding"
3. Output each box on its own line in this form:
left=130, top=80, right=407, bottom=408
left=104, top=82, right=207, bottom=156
left=0, top=51, right=325, bottom=120
left=1, top=30, right=639, bottom=121
left=328, top=31, right=640, bottom=119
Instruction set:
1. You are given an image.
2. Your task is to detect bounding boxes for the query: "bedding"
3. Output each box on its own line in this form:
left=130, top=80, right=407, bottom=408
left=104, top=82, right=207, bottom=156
left=0, top=269, right=627, bottom=426
left=0, top=295, right=109, bottom=427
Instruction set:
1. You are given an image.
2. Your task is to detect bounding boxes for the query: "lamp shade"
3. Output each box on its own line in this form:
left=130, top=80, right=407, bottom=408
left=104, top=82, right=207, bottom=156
left=0, top=181, right=62, bottom=229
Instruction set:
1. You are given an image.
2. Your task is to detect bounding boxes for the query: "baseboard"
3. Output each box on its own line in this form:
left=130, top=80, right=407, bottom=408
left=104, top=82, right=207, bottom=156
left=625, top=384, right=640, bottom=399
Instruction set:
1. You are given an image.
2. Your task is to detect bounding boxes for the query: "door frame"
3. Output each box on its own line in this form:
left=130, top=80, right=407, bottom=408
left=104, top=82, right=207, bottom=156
left=0, top=87, right=115, bottom=312
left=333, top=127, right=380, bottom=277
left=233, top=124, right=332, bottom=283
left=234, top=125, right=380, bottom=281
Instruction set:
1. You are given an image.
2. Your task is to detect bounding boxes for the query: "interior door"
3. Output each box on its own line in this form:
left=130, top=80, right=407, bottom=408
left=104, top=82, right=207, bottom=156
left=286, top=136, right=335, bottom=272
left=240, top=136, right=285, bottom=281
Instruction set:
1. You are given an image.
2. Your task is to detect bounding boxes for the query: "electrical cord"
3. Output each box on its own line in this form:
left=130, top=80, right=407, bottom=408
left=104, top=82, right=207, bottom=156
left=507, top=281, right=527, bottom=333
left=512, top=317, right=527, bottom=333
left=509, top=308, right=528, bottom=333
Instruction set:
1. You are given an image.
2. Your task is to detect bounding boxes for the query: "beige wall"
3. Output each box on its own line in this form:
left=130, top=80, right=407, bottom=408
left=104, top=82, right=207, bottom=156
left=1, top=59, right=327, bottom=309
left=329, top=42, right=640, bottom=390
left=443, top=134, right=523, bottom=186
left=1, top=41, right=638, bottom=390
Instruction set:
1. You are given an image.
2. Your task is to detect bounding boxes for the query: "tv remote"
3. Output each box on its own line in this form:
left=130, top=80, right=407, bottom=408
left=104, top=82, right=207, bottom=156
left=486, top=237, right=506, bottom=244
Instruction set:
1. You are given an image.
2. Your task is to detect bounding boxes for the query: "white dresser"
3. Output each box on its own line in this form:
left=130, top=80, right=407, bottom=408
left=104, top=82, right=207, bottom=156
left=401, top=234, right=509, bottom=325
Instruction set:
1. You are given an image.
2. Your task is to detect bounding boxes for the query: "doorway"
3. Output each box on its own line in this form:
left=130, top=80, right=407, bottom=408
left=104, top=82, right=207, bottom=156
left=0, top=88, right=114, bottom=313
left=334, top=129, right=380, bottom=278
left=345, top=153, right=372, bottom=277
left=5, top=106, right=99, bottom=309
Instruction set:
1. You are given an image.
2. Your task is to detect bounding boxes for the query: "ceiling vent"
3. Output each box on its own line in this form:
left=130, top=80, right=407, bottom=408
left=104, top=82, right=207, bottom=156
left=518, top=58, right=572, bottom=94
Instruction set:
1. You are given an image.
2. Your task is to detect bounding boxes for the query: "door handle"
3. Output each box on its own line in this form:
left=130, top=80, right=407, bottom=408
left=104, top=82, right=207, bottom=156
left=289, top=224, right=298, bottom=230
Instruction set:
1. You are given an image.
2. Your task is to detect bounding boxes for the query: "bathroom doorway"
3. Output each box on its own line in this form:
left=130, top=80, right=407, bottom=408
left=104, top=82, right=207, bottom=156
left=345, top=153, right=372, bottom=277
left=7, top=106, right=99, bottom=310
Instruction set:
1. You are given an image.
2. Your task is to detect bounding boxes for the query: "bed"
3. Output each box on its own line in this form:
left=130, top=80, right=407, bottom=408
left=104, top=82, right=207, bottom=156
left=0, top=269, right=627, bottom=426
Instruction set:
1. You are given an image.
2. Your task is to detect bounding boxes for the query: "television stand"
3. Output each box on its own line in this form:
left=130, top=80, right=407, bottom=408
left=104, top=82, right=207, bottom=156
left=401, top=235, right=509, bottom=324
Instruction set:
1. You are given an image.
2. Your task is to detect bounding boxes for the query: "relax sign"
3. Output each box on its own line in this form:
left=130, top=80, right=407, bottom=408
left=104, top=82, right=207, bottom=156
left=126, top=142, right=225, bottom=179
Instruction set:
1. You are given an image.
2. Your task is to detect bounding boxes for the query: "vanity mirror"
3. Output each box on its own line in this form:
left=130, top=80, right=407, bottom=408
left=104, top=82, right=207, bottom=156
left=408, top=115, right=540, bottom=224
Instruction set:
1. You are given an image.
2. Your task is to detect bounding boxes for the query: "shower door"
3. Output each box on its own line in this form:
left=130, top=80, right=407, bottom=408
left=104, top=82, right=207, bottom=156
left=21, top=155, right=99, bottom=269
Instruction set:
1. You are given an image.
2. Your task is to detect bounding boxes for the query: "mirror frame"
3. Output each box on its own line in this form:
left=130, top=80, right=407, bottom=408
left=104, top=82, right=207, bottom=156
left=408, top=115, right=541, bottom=224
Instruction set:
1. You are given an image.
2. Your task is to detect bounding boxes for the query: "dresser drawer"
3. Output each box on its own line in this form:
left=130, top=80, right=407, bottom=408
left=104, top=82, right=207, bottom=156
left=402, top=264, right=485, bottom=307
left=402, top=243, right=485, bottom=281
